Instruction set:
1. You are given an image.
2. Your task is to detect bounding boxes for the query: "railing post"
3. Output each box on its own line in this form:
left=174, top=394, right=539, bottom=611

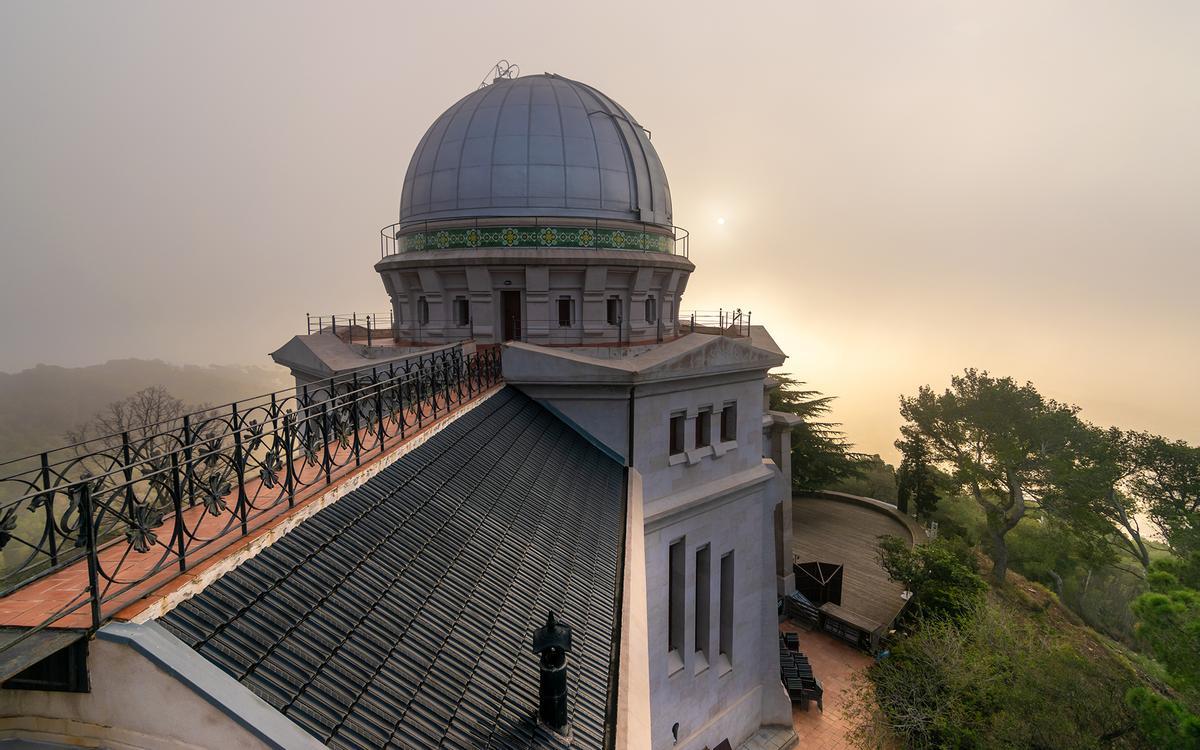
left=307, top=312, right=311, bottom=336
left=350, top=372, right=362, bottom=467
left=466, top=352, right=475, bottom=399
left=416, top=366, right=425, bottom=430
left=366, top=315, right=373, bottom=347
left=232, top=406, right=249, bottom=536
left=74, top=482, right=102, bottom=629
left=182, top=415, right=196, bottom=508
left=119, top=432, right=137, bottom=528
left=375, top=382, right=386, bottom=454
left=320, top=402, right=333, bottom=485
left=169, top=450, right=186, bottom=572
left=332, top=315, right=337, bottom=338
left=283, top=413, right=296, bottom=508
left=38, top=452, right=58, bottom=567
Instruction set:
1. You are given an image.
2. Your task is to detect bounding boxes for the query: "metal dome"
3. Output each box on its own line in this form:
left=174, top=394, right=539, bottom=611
left=399, top=73, right=672, bottom=228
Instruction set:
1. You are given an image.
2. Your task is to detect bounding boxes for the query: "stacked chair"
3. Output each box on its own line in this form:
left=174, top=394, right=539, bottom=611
left=784, top=590, right=821, bottom=630
left=779, top=634, right=823, bottom=712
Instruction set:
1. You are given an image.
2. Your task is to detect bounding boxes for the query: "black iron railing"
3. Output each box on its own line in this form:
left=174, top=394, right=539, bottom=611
left=683, top=308, right=753, bottom=338
left=306, top=311, right=396, bottom=345
left=0, top=345, right=501, bottom=643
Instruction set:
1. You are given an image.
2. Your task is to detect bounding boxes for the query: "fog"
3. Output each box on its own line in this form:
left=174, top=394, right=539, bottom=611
left=2, top=1, right=1198, bottom=461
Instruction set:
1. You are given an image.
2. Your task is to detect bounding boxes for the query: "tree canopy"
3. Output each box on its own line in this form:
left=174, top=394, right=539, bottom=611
left=768, top=374, right=866, bottom=490
left=899, top=369, right=1081, bottom=583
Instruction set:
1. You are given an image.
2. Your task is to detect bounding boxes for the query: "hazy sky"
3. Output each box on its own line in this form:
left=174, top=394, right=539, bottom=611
left=2, top=1, right=1198, bottom=461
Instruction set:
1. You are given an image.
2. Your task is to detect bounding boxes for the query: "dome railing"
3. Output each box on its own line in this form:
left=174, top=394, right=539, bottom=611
left=379, top=218, right=689, bottom=260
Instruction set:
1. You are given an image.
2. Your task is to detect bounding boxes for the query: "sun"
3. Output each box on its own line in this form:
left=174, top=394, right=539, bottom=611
left=717, top=217, right=726, bottom=225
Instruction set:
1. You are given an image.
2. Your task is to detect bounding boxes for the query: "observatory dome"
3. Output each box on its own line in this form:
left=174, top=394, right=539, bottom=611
left=399, top=73, right=672, bottom=229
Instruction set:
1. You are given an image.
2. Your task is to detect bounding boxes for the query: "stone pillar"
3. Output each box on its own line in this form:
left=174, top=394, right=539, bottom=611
left=582, top=266, right=609, bottom=340
left=628, top=267, right=653, bottom=342
left=465, top=267, right=494, bottom=342
left=525, top=266, right=551, bottom=344
left=416, top=268, right=446, bottom=343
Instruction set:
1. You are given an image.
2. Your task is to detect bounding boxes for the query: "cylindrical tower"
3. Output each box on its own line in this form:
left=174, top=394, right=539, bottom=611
left=375, top=72, right=693, bottom=348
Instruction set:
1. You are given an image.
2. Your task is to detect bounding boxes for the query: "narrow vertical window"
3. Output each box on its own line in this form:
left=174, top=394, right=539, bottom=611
left=557, top=297, right=572, bottom=327
left=695, top=545, right=710, bottom=662
left=454, top=298, right=470, bottom=326
left=606, top=296, right=621, bottom=325
left=645, top=296, right=657, bottom=323
left=695, top=408, right=712, bottom=449
left=720, top=402, right=737, bottom=442
left=668, top=539, right=685, bottom=657
left=669, top=413, right=685, bottom=456
left=417, top=297, right=429, bottom=325
left=719, top=551, right=734, bottom=664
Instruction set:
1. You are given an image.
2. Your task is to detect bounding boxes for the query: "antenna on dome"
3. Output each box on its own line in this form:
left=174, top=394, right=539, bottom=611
left=479, top=60, right=520, bottom=88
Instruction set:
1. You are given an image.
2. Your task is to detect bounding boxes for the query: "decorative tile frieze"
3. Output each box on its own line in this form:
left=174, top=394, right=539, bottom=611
left=396, top=225, right=676, bottom=253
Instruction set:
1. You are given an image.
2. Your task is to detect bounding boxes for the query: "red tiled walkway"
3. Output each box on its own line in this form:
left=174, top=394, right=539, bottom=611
left=782, top=621, right=874, bottom=750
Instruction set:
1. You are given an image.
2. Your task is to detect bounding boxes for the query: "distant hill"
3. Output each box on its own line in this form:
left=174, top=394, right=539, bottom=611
left=0, top=359, right=292, bottom=460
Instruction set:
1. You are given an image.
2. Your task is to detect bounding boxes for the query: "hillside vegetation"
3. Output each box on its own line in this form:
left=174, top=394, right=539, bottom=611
left=0, top=359, right=291, bottom=460
left=850, top=550, right=1169, bottom=748
left=771, top=369, right=1200, bottom=748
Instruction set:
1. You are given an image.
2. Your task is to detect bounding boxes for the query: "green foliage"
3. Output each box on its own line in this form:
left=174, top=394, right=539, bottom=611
left=1007, top=517, right=1143, bottom=643
left=1133, top=436, right=1200, bottom=558
left=852, top=599, right=1148, bottom=749
left=829, top=454, right=897, bottom=503
left=1125, top=554, right=1200, bottom=749
left=895, top=432, right=940, bottom=518
left=899, top=368, right=1082, bottom=583
left=1152, top=552, right=1200, bottom=591
left=1131, top=561, right=1200, bottom=689
left=928, top=493, right=988, bottom=546
left=877, top=536, right=986, bottom=621
left=1126, top=688, right=1200, bottom=749
left=768, top=373, right=866, bottom=490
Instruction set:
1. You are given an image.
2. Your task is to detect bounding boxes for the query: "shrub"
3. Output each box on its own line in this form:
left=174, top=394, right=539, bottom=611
left=877, top=535, right=987, bottom=622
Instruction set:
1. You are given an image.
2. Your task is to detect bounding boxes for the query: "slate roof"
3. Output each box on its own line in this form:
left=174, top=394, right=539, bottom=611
left=160, top=387, right=625, bottom=749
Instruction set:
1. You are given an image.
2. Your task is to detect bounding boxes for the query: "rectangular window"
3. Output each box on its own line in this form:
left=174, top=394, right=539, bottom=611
left=645, top=296, right=657, bottom=323
left=669, top=413, right=685, bottom=456
left=417, top=297, right=429, bottom=325
left=668, top=539, right=685, bottom=655
left=695, top=545, right=710, bottom=659
left=557, top=297, right=572, bottom=327
left=719, top=551, right=734, bottom=663
left=720, top=402, right=737, bottom=442
left=606, top=296, right=621, bottom=326
left=454, top=298, right=470, bottom=327
left=695, top=408, right=712, bottom=449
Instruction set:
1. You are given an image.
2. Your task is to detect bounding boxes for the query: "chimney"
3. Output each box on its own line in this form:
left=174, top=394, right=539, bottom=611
left=531, top=610, right=573, bottom=734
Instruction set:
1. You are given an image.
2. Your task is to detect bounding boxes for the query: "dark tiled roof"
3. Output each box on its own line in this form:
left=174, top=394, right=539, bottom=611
left=160, top=388, right=625, bottom=749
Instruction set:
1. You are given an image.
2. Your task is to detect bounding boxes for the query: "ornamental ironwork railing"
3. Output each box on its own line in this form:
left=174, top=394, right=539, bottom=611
left=306, top=311, right=397, bottom=345
left=379, top=218, right=690, bottom=259
left=0, top=345, right=501, bottom=642
left=682, top=309, right=753, bottom=338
